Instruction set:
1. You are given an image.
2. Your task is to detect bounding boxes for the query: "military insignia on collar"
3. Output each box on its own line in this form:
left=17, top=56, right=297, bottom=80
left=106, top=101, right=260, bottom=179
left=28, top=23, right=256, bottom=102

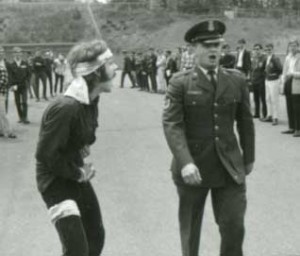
left=164, top=97, right=171, bottom=110
left=208, top=20, right=214, bottom=32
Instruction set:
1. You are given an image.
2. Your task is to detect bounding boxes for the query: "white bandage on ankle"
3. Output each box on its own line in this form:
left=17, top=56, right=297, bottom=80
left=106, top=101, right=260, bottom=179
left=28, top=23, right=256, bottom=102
left=48, top=200, right=80, bottom=224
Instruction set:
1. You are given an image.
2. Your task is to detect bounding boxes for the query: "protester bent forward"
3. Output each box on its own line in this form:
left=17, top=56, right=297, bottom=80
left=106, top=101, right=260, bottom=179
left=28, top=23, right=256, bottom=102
left=35, top=40, right=117, bottom=256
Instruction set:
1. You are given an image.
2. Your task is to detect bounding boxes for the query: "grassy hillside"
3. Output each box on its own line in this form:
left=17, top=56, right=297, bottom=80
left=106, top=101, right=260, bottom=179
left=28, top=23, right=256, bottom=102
left=0, top=3, right=299, bottom=55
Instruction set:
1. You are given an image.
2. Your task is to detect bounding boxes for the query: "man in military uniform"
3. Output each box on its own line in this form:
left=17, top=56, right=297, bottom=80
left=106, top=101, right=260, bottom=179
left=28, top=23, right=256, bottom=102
left=163, top=20, right=255, bottom=256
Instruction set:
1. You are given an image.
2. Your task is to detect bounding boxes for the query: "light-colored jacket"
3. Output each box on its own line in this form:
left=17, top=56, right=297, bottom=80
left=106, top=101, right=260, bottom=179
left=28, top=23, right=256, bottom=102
left=291, top=53, right=300, bottom=94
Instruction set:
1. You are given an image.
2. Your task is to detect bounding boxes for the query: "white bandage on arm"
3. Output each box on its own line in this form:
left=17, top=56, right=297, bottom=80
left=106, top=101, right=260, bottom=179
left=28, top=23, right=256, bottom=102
left=48, top=200, right=81, bottom=224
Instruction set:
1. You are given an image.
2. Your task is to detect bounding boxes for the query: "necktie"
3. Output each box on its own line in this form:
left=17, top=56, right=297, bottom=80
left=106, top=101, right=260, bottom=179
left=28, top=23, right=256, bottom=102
left=207, top=70, right=217, bottom=90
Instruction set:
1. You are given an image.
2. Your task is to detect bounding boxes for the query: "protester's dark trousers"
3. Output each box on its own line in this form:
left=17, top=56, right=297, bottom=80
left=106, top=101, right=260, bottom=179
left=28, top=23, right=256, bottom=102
left=42, top=179, right=105, bottom=256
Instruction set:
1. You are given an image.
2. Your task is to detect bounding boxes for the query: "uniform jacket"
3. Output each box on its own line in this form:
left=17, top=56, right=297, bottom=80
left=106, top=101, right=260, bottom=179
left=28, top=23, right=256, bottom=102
left=235, top=50, right=252, bottom=76
left=9, top=60, right=31, bottom=88
left=163, top=67, right=255, bottom=187
left=265, top=54, right=282, bottom=81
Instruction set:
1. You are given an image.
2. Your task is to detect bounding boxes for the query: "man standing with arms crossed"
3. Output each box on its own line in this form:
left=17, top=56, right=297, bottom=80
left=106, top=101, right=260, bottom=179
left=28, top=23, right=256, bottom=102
left=163, top=20, right=255, bottom=256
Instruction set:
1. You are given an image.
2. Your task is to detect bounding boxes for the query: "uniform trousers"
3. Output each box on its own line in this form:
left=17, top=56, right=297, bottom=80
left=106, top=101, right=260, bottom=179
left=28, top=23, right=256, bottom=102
left=42, top=179, right=105, bottom=256
left=0, top=93, right=13, bottom=136
left=292, top=95, right=300, bottom=131
left=265, top=79, right=280, bottom=119
left=14, top=86, right=28, bottom=122
left=177, top=181, right=246, bottom=256
left=284, top=78, right=294, bottom=130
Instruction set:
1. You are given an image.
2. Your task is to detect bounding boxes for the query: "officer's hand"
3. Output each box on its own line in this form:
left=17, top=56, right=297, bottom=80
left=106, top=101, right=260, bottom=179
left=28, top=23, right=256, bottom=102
left=245, top=163, right=254, bottom=175
left=78, top=163, right=96, bottom=183
left=181, top=163, right=202, bottom=185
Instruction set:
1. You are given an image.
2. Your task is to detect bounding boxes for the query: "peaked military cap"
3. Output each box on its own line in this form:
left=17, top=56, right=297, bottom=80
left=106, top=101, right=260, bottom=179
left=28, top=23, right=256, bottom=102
left=184, top=20, right=226, bottom=44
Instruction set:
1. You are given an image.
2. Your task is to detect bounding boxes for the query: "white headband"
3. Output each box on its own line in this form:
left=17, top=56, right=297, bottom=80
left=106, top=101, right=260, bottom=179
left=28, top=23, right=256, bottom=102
left=73, top=48, right=113, bottom=77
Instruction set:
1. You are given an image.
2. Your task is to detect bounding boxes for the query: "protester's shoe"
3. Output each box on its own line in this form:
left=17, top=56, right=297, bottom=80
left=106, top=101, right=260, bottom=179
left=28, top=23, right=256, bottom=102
left=293, top=130, right=300, bottom=137
left=18, top=120, right=23, bottom=123
left=272, top=119, right=278, bottom=126
left=8, top=134, right=17, bottom=139
left=44, top=97, right=48, bottom=101
left=281, top=129, right=294, bottom=134
left=261, top=116, right=272, bottom=122
left=23, top=120, right=30, bottom=124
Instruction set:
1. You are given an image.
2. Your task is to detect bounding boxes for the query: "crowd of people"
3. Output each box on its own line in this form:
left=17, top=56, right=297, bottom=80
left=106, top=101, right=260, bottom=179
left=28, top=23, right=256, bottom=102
left=120, top=38, right=300, bottom=137
left=0, top=46, right=67, bottom=138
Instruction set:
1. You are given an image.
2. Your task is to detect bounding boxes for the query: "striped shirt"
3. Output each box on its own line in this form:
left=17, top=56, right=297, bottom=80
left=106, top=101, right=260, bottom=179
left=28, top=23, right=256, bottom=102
left=180, top=51, right=195, bottom=71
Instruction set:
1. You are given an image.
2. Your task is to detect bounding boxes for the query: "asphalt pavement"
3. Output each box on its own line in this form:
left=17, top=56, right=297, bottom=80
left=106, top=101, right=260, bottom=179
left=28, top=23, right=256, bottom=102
left=0, top=73, right=300, bottom=256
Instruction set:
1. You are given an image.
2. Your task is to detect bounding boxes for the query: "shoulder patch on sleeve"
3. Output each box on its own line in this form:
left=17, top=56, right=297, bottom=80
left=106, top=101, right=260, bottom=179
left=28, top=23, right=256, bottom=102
left=222, top=68, right=246, bottom=79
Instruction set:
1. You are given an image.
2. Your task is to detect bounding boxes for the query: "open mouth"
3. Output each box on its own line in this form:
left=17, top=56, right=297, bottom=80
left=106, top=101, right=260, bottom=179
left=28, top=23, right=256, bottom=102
left=209, top=55, right=217, bottom=60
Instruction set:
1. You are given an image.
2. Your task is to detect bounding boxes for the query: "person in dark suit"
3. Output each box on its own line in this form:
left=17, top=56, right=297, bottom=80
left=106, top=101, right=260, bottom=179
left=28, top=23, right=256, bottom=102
left=33, top=49, right=48, bottom=101
left=44, top=51, right=54, bottom=97
left=219, top=43, right=236, bottom=69
left=165, top=50, right=177, bottom=85
left=9, top=47, right=31, bottom=124
left=251, top=43, right=267, bottom=118
left=120, top=50, right=135, bottom=88
left=235, top=39, right=252, bottom=77
left=163, top=20, right=255, bottom=256
left=147, top=47, right=158, bottom=92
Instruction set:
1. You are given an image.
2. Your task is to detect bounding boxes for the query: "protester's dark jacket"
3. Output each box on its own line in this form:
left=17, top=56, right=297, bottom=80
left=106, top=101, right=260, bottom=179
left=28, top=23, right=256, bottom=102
left=163, top=67, right=255, bottom=187
left=33, top=56, right=46, bottom=73
left=123, top=56, right=134, bottom=73
left=251, top=54, right=266, bottom=84
left=35, top=96, right=99, bottom=193
left=265, top=55, right=283, bottom=81
left=219, top=54, right=236, bottom=69
left=9, top=60, right=31, bottom=87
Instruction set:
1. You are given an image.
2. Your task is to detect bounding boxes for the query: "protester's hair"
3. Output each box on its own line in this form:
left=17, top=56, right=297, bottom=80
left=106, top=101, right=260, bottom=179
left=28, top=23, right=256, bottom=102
left=253, top=43, right=263, bottom=49
left=67, top=40, right=110, bottom=92
left=67, top=40, right=108, bottom=73
left=265, top=43, right=274, bottom=49
left=166, top=50, right=172, bottom=55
